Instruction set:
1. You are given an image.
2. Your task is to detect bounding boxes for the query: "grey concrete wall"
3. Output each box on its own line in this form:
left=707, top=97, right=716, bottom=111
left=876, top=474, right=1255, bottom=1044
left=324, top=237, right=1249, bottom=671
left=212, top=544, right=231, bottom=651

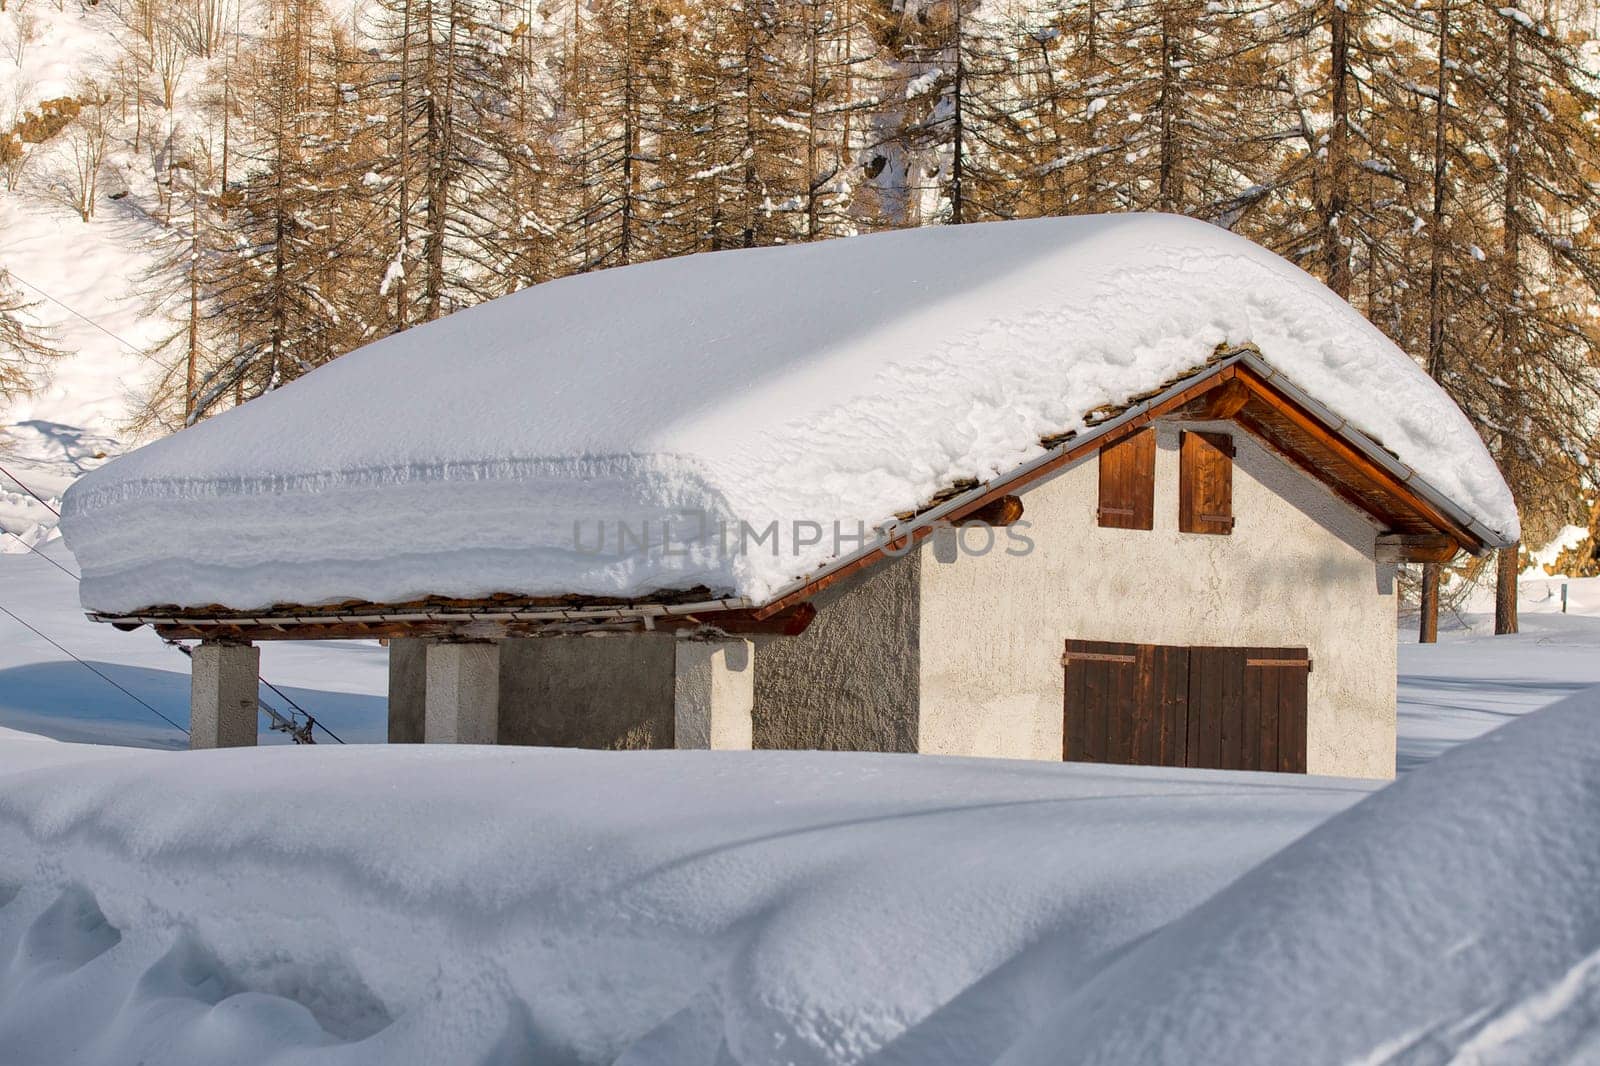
left=753, top=551, right=920, bottom=753
left=916, top=419, right=1398, bottom=778
left=498, top=634, right=675, bottom=749
left=387, top=638, right=427, bottom=743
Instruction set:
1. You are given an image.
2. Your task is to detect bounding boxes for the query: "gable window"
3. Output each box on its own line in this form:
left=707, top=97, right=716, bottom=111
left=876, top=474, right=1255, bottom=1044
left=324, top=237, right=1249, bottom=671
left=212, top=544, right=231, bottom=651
left=1179, top=430, right=1235, bottom=534
left=1097, top=427, right=1155, bottom=530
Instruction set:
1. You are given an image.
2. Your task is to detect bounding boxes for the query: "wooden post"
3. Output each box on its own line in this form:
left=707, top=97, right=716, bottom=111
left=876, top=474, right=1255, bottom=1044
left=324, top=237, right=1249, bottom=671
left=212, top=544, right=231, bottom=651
left=1494, top=543, right=1520, bottom=635
left=1419, top=562, right=1440, bottom=644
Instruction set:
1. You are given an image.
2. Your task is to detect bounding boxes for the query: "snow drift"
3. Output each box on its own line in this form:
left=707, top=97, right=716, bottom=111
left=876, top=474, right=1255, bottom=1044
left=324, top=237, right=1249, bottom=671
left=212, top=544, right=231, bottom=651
left=0, top=744, right=1363, bottom=1066
left=59, top=213, right=1517, bottom=613
left=4, top=684, right=1600, bottom=1064
left=1000, top=683, right=1600, bottom=1065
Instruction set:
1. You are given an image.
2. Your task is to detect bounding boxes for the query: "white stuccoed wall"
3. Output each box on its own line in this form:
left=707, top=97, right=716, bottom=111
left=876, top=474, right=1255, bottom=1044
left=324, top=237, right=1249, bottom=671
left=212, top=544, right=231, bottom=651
left=916, top=419, right=1398, bottom=779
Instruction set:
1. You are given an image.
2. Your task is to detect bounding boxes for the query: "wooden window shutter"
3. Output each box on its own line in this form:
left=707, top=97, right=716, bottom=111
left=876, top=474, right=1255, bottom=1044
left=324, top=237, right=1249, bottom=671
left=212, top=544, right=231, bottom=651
left=1179, top=430, right=1234, bottom=535
left=1097, top=428, right=1155, bottom=530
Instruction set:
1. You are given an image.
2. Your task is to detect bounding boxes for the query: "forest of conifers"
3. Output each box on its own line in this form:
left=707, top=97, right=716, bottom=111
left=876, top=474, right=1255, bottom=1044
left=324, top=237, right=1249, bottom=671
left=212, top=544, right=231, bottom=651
left=6, top=0, right=1600, bottom=545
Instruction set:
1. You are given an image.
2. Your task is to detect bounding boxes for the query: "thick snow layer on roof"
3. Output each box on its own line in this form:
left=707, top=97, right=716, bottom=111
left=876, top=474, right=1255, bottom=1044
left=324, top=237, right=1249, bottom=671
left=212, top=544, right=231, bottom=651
left=60, top=213, right=1517, bottom=612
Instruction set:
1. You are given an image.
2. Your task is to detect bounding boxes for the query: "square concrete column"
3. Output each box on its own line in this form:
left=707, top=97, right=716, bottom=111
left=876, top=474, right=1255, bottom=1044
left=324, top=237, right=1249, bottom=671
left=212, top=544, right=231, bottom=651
left=674, top=639, right=754, bottom=750
left=387, top=638, right=428, bottom=743
left=425, top=641, right=501, bottom=744
left=190, top=641, right=260, bottom=749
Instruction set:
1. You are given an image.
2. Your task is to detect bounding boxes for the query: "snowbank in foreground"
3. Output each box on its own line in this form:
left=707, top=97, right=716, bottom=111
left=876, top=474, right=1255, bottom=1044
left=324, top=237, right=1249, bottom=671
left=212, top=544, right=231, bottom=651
left=5, top=686, right=1600, bottom=1064
left=60, top=213, right=1516, bottom=612
left=0, top=747, right=1363, bottom=1066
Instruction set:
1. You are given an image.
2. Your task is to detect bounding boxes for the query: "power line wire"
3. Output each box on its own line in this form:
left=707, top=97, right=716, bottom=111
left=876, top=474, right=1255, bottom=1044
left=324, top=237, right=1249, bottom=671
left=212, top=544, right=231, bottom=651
left=6, top=270, right=149, bottom=359
left=0, top=460, right=62, bottom=517
left=0, top=600, right=189, bottom=738
left=2, top=277, right=347, bottom=744
left=0, top=525, right=80, bottom=580
left=0, top=476, right=344, bottom=744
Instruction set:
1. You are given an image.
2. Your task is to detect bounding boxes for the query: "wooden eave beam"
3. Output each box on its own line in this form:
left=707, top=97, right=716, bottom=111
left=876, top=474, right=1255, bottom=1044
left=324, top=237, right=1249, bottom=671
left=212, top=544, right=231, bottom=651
left=1176, top=377, right=1251, bottom=420
left=1375, top=534, right=1461, bottom=564
left=140, top=602, right=817, bottom=642
left=962, top=494, right=1024, bottom=527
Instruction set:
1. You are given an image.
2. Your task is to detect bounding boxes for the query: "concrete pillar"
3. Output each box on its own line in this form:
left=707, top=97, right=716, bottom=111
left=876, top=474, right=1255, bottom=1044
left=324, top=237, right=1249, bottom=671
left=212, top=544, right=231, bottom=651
left=424, top=641, right=500, bottom=744
left=674, top=639, right=754, bottom=750
left=387, top=638, right=428, bottom=743
left=190, top=641, right=259, bottom=749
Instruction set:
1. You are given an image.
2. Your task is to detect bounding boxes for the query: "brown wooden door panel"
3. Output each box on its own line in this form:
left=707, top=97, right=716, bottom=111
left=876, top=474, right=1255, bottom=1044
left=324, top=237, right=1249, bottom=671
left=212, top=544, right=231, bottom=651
left=1066, top=639, right=1308, bottom=774
left=1136, top=643, right=1189, bottom=767
left=1062, top=640, right=1139, bottom=763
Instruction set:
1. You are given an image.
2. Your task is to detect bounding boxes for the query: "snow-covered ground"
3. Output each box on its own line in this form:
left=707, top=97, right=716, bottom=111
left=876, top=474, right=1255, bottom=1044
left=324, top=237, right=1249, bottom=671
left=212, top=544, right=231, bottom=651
left=1398, top=601, right=1600, bottom=771
left=0, top=742, right=1375, bottom=1065
left=1, top=667, right=1598, bottom=1064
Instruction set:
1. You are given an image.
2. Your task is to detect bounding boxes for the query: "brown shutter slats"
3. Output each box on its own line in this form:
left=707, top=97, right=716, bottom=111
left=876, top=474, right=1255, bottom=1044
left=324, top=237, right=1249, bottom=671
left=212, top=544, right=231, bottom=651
left=1179, top=430, right=1234, bottom=535
left=1066, top=639, right=1309, bottom=774
left=1097, top=428, right=1156, bottom=530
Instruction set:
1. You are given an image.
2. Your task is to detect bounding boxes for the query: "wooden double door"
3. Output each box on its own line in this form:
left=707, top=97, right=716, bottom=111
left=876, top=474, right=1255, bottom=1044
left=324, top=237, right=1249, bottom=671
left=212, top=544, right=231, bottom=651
left=1062, top=639, right=1309, bottom=773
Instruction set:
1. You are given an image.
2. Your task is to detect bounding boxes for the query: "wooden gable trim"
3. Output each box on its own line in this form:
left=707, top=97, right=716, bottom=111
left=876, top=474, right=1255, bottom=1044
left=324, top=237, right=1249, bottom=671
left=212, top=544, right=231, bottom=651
left=1224, top=363, right=1480, bottom=550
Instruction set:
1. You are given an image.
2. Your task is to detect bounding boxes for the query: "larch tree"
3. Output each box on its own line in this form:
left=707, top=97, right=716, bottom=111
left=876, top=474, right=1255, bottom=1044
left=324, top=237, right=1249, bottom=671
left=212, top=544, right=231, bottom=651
left=0, top=270, right=63, bottom=401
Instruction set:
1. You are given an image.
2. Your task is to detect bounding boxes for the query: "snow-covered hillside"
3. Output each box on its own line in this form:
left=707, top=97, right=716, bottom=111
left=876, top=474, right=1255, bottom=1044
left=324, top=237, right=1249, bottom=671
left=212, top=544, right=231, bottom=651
left=1, top=0, right=201, bottom=549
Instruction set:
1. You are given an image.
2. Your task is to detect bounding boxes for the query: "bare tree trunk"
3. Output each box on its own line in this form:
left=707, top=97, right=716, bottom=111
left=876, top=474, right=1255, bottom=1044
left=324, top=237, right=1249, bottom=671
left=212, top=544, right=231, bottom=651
left=619, top=3, right=635, bottom=264
left=949, top=0, right=963, bottom=223
left=1495, top=544, right=1520, bottom=635
left=1324, top=0, right=1352, bottom=298
left=1425, top=0, right=1449, bottom=379
left=393, top=0, right=413, bottom=329
left=1419, top=562, right=1439, bottom=643
left=1157, top=5, right=1177, bottom=211
left=1494, top=17, right=1521, bottom=639
left=185, top=175, right=199, bottom=420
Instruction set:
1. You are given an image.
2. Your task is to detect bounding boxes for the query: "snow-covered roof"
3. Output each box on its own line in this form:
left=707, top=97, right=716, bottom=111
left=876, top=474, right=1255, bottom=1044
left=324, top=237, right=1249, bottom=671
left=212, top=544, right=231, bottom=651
left=61, top=214, right=1518, bottom=614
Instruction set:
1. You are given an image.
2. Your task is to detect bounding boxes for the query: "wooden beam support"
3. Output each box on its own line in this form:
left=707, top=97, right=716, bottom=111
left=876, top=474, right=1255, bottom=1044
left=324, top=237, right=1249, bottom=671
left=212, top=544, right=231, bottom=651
left=1176, top=377, right=1251, bottom=420
left=1419, top=562, right=1440, bottom=644
left=1376, top=533, right=1460, bottom=564
left=961, top=494, right=1024, bottom=527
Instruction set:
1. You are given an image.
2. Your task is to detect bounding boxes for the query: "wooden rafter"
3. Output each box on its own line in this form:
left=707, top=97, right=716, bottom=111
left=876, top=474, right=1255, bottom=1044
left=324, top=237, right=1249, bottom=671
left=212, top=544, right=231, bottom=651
left=144, top=602, right=818, bottom=643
